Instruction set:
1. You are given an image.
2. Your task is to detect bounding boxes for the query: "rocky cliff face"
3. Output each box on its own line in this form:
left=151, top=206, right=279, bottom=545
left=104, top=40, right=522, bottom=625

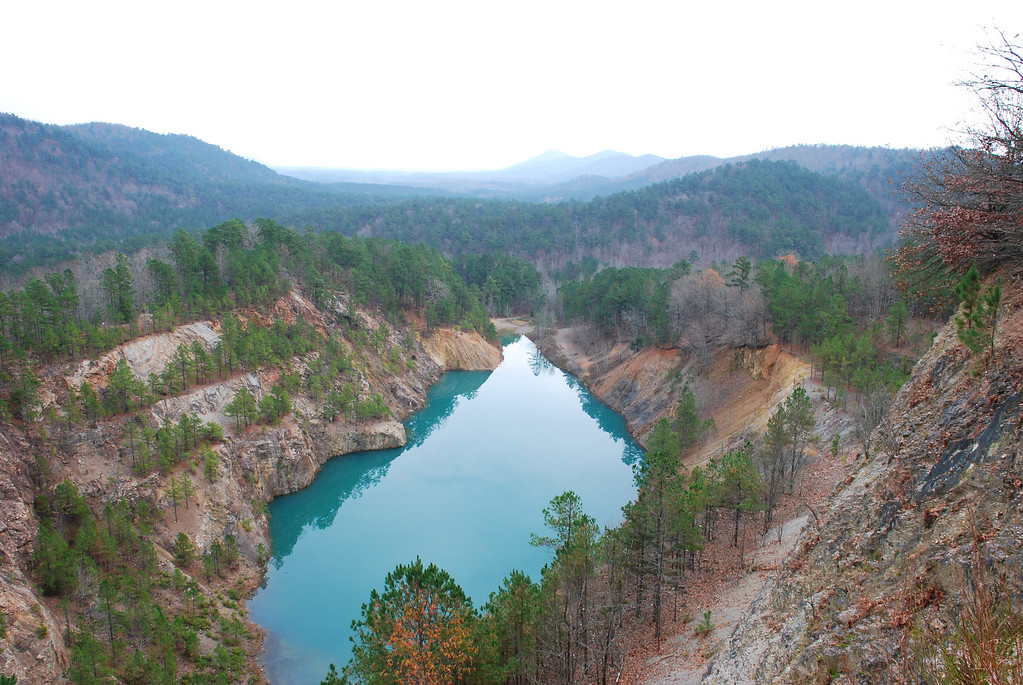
left=0, top=432, right=70, bottom=681
left=421, top=328, right=504, bottom=371
left=0, top=290, right=502, bottom=683
left=704, top=273, right=1023, bottom=683
left=537, top=328, right=688, bottom=442
left=538, top=326, right=810, bottom=457
left=67, top=321, right=223, bottom=389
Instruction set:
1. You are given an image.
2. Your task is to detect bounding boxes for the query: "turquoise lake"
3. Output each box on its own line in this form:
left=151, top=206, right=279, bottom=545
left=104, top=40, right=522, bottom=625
left=249, top=335, right=642, bottom=684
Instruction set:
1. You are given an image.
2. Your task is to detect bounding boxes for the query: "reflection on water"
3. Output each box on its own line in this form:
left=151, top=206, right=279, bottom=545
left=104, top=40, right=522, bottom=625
left=528, top=345, right=556, bottom=376
left=404, top=370, right=490, bottom=447
left=563, top=374, right=645, bottom=466
left=267, top=369, right=492, bottom=563
left=267, top=450, right=393, bottom=567
left=250, top=336, right=642, bottom=685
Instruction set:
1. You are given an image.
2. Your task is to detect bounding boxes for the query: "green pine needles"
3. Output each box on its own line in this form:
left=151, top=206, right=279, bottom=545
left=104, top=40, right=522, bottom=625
left=954, top=266, right=1002, bottom=368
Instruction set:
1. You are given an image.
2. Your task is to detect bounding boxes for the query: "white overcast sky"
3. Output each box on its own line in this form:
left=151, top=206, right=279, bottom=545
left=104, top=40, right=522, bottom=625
left=3, top=1, right=1021, bottom=171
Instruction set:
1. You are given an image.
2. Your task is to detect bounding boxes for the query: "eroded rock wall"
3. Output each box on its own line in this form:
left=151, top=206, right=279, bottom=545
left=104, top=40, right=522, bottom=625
left=421, top=328, right=504, bottom=371
left=704, top=277, right=1023, bottom=683
left=538, top=327, right=811, bottom=457
left=0, top=431, right=69, bottom=682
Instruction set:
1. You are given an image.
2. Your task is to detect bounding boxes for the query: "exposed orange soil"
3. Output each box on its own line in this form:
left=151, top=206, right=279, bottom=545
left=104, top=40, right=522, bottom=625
left=686, top=345, right=811, bottom=468
left=549, top=323, right=811, bottom=456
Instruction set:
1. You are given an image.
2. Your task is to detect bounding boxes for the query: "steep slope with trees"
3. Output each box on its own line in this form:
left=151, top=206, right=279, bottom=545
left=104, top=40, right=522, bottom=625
left=705, top=268, right=1023, bottom=683
left=704, top=32, right=1023, bottom=683
left=0, top=219, right=503, bottom=683
left=0, top=115, right=445, bottom=273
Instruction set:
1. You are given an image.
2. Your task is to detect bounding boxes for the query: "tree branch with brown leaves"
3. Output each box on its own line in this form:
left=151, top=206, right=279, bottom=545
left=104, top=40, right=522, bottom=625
left=895, top=30, right=1023, bottom=281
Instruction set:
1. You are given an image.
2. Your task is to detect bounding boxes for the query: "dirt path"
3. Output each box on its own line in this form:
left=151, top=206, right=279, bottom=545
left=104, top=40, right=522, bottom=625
left=639, top=514, right=809, bottom=684
left=625, top=445, right=848, bottom=685
left=552, top=325, right=595, bottom=371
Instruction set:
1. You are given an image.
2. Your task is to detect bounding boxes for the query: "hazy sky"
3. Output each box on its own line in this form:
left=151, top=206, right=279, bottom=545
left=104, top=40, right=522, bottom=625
left=3, top=1, right=1021, bottom=171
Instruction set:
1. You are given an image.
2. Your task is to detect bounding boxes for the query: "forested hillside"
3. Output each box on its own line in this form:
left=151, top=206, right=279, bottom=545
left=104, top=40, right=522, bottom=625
left=0, top=115, right=445, bottom=273
left=291, top=159, right=892, bottom=268
left=627, top=144, right=927, bottom=216
left=2, top=112, right=913, bottom=278
left=0, top=103, right=982, bottom=685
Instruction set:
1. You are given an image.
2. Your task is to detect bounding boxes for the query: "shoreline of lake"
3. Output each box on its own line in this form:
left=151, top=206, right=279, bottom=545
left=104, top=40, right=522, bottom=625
left=248, top=335, right=642, bottom=685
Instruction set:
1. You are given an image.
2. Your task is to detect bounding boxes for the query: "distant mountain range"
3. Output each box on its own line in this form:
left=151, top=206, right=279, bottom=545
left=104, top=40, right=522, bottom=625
left=0, top=111, right=932, bottom=274
left=277, top=145, right=928, bottom=211
left=276, top=149, right=667, bottom=192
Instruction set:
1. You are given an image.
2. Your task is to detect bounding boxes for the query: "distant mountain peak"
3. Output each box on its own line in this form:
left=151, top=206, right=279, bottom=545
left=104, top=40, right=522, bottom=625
left=529, top=149, right=572, bottom=161
left=500, top=149, right=665, bottom=182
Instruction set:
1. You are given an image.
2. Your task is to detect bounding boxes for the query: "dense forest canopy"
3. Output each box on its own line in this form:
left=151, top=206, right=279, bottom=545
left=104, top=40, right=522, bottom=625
left=287, top=160, right=892, bottom=262
left=2, top=111, right=908, bottom=277
left=0, top=115, right=450, bottom=274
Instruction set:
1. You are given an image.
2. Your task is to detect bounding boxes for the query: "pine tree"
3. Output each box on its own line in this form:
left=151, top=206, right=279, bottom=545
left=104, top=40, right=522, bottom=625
left=480, top=570, right=541, bottom=684
left=170, top=344, right=194, bottom=394
left=955, top=266, right=987, bottom=353
left=782, top=386, right=815, bottom=491
left=709, top=445, right=763, bottom=548
left=627, top=420, right=689, bottom=644
left=105, top=358, right=142, bottom=415
left=225, top=386, right=258, bottom=429
left=727, top=256, right=752, bottom=291
left=202, top=446, right=219, bottom=483
left=190, top=340, right=212, bottom=385
left=123, top=421, right=141, bottom=471
left=759, top=405, right=790, bottom=533
left=101, top=253, right=135, bottom=324
left=33, top=522, right=77, bottom=596
left=530, top=491, right=599, bottom=681
left=167, top=477, right=181, bottom=523
left=179, top=472, right=195, bottom=510
left=174, top=532, right=196, bottom=567
left=886, top=299, right=909, bottom=348
left=349, top=558, right=477, bottom=684
left=981, top=276, right=1003, bottom=364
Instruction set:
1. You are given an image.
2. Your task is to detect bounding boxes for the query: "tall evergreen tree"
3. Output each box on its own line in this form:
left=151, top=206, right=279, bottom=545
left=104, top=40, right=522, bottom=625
left=348, top=558, right=478, bottom=684
left=101, top=253, right=135, bottom=324
left=782, top=386, right=815, bottom=491
left=886, top=299, right=910, bottom=348
left=709, top=445, right=763, bottom=548
left=225, top=387, right=258, bottom=429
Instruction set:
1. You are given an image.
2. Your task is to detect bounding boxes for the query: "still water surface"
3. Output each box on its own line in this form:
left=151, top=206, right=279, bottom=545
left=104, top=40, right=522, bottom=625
left=249, top=336, right=642, bottom=684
